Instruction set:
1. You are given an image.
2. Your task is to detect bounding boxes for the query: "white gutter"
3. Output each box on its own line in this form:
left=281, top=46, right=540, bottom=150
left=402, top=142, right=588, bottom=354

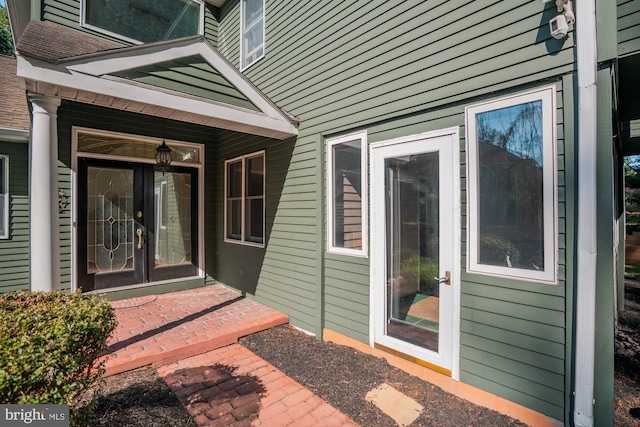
left=0, top=128, right=29, bottom=143
left=574, top=0, right=598, bottom=425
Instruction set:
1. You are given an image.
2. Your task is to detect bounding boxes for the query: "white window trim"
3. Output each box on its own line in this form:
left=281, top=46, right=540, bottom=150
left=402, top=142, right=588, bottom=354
left=466, top=85, right=558, bottom=284
left=240, top=0, right=265, bottom=70
left=224, top=150, right=266, bottom=248
left=0, top=155, right=8, bottom=239
left=80, top=0, right=205, bottom=45
left=326, top=130, right=368, bottom=257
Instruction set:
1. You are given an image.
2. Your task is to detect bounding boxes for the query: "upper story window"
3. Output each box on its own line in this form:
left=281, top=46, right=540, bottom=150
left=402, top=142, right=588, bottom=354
left=82, top=0, right=204, bottom=44
left=241, top=0, right=265, bottom=69
left=0, top=155, right=8, bottom=239
left=326, top=131, right=368, bottom=257
left=466, top=86, right=557, bottom=284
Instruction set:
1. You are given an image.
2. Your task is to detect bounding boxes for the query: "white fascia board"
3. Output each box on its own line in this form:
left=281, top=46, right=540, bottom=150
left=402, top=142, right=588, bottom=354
left=18, top=55, right=298, bottom=139
left=64, top=39, right=294, bottom=126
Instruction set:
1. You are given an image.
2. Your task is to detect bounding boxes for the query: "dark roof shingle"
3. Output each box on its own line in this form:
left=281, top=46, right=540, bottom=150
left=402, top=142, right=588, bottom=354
left=16, top=20, right=123, bottom=63
left=0, top=55, right=30, bottom=131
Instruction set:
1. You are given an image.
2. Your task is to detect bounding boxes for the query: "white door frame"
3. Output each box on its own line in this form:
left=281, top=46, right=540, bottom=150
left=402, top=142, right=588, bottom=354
left=369, top=127, right=461, bottom=379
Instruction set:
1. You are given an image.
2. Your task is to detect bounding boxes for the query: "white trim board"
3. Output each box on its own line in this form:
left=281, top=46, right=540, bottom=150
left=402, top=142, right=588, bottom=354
left=16, top=39, right=298, bottom=140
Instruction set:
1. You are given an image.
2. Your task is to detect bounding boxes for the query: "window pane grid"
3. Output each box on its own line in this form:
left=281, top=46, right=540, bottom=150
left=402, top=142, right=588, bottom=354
left=225, top=151, right=264, bottom=246
left=241, top=0, right=264, bottom=68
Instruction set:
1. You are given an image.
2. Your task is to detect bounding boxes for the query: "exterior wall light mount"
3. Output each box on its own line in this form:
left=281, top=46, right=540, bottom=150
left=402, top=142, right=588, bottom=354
left=155, top=139, right=172, bottom=175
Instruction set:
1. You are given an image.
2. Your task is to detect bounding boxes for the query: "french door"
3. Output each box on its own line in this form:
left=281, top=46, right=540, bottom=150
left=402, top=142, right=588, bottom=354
left=371, top=129, right=459, bottom=375
left=77, top=158, right=198, bottom=291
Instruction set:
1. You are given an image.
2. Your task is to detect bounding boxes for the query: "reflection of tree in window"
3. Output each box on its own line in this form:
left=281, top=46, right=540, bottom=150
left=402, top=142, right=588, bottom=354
left=333, top=141, right=362, bottom=250
left=85, top=0, right=200, bottom=43
left=476, top=101, right=545, bottom=270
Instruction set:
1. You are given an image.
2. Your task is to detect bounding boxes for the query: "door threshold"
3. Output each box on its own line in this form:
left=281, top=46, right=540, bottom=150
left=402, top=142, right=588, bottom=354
left=373, top=342, right=451, bottom=377
left=83, top=276, right=203, bottom=295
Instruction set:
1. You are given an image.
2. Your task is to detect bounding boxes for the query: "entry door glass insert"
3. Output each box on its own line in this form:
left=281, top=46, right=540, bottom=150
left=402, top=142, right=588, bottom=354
left=371, top=131, right=458, bottom=373
left=87, top=167, right=135, bottom=274
left=386, top=153, right=440, bottom=352
left=79, top=159, right=198, bottom=291
left=154, top=171, right=192, bottom=267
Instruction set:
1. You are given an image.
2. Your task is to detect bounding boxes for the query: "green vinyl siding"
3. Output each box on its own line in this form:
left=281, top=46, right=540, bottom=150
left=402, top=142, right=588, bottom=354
left=217, top=1, right=240, bottom=68
left=594, top=65, right=616, bottom=427
left=204, top=4, right=219, bottom=46
left=112, top=55, right=258, bottom=110
left=213, top=1, right=574, bottom=420
left=618, top=0, right=640, bottom=56
left=458, top=82, right=568, bottom=422
left=213, top=130, right=319, bottom=334
left=0, top=142, right=29, bottom=292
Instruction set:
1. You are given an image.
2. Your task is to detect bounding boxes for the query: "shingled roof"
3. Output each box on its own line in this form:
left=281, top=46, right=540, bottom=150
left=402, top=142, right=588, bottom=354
left=16, top=20, right=123, bottom=63
left=0, top=55, right=29, bottom=131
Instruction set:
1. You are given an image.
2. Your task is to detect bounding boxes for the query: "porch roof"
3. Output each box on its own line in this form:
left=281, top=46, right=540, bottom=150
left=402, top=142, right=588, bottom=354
left=15, top=21, right=299, bottom=140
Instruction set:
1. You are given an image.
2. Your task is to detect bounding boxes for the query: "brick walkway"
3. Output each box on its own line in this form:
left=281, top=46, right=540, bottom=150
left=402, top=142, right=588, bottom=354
left=157, top=344, right=358, bottom=427
left=102, top=285, right=358, bottom=426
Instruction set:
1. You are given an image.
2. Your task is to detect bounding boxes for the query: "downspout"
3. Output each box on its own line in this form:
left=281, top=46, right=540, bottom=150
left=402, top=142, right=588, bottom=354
left=574, top=0, right=598, bottom=425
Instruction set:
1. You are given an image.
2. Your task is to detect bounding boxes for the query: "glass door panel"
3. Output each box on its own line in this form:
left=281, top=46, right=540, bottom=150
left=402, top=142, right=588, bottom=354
left=148, top=166, right=198, bottom=282
left=371, top=129, right=458, bottom=374
left=87, top=167, right=135, bottom=274
left=386, top=153, right=440, bottom=352
left=154, top=171, right=192, bottom=267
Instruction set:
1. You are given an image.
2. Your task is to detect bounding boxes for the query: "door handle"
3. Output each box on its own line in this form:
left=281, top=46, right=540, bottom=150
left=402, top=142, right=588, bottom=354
left=434, top=271, right=451, bottom=285
left=136, top=228, right=143, bottom=249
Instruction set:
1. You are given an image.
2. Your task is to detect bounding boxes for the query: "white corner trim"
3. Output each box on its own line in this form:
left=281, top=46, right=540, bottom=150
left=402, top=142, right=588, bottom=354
left=573, top=0, right=598, bottom=425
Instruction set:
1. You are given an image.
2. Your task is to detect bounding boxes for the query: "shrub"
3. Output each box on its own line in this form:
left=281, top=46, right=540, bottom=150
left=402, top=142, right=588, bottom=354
left=0, top=290, right=117, bottom=425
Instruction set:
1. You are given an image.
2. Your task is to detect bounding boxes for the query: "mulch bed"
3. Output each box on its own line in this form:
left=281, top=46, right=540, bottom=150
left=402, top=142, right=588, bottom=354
left=240, top=325, right=526, bottom=426
left=88, top=366, right=196, bottom=427
left=89, top=279, right=640, bottom=426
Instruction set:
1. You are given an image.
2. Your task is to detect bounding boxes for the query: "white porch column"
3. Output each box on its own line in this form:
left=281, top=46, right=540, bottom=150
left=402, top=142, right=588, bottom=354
left=29, top=94, right=62, bottom=292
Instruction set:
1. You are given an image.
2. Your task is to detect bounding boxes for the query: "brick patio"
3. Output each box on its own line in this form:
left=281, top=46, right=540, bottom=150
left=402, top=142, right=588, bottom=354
left=100, top=285, right=358, bottom=426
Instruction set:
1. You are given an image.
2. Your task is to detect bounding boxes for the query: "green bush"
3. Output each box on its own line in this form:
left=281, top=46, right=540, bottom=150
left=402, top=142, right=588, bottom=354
left=0, top=290, right=117, bottom=425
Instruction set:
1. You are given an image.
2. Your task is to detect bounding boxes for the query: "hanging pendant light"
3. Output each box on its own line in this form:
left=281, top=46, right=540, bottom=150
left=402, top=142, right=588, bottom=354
left=155, top=139, right=172, bottom=175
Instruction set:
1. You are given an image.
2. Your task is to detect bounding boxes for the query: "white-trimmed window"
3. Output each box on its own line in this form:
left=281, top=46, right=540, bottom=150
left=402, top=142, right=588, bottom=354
left=326, top=131, right=367, bottom=257
left=0, top=155, right=8, bottom=239
left=82, top=0, right=204, bottom=44
left=241, top=0, right=265, bottom=69
left=225, top=151, right=265, bottom=246
left=466, top=86, right=557, bottom=283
